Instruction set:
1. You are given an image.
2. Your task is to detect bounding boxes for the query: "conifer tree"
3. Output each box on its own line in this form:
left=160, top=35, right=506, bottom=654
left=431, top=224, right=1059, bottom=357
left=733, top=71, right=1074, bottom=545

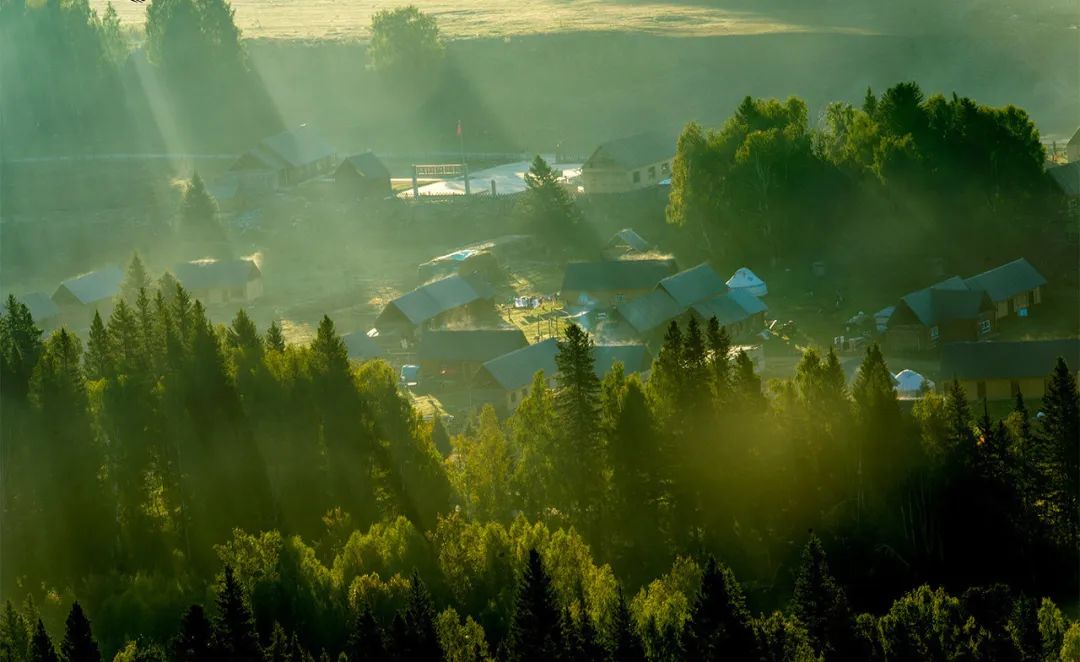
left=228, top=309, right=261, bottom=352
left=345, top=604, right=385, bottom=662
left=789, top=534, right=855, bottom=658
left=682, top=316, right=708, bottom=403
left=59, top=602, right=100, bottom=662
left=0, top=601, right=30, bottom=662
left=119, top=253, right=151, bottom=305
left=213, top=566, right=262, bottom=662
left=84, top=311, right=111, bottom=380
left=609, top=587, right=646, bottom=662
left=179, top=173, right=224, bottom=247
left=29, top=620, right=57, bottom=662
left=554, top=323, right=602, bottom=513
left=508, top=549, right=562, bottom=662
left=685, top=557, right=758, bottom=661
left=1, top=295, right=44, bottom=400
left=402, top=572, right=441, bottom=661
left=265, top=321, right=287, bottom=352
left=649, top=321, right=685, bottom=416
left=705, top=317, right=731, bottom=401
left=172, top=605, right=214, bottom=662
left=1041, top=357, right=1079, bottom=540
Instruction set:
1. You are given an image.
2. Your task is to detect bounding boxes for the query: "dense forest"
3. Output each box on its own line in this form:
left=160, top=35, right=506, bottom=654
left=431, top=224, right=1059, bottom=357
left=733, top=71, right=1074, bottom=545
left=1, top=254, right=1078, bottom=659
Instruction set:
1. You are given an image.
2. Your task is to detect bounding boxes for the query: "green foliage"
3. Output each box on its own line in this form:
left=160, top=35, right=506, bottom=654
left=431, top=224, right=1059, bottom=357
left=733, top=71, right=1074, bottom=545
left=171, top=605, right=213, bottom=662
left=517, top=156, right=584, bottom=249
left=29, top=620, right=56, bottom=662
left=449, top=405, right=515, bottom=521
left=59, top=602, right=100, bottom=662
left=685, top=557, right=758, bottom=660
left=436, top=608, right=491, bottom=662
left=507, top=549, right=562, bottom=662
left=369, top=5, right=444, bottom=75
left=753, top=612, right=821, bottom=662
left=179, top=174, right=224, bottom=248
left=789, top=535, right=854, bottom=658
left=878, top=585, right=969, bottom=661
left=213, top=565, right=263, bottom=661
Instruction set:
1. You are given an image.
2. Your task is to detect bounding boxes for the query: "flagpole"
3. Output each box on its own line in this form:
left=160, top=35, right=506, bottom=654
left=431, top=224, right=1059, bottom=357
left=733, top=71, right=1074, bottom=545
left=458, top=120, right=470, bottom=196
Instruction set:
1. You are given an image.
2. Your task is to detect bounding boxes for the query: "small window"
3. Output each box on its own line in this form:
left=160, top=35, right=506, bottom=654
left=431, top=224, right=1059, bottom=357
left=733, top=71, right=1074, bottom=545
left=648, top=166, right=656, bottom=179
left=978, top=319, right=991, bottom=335
left=977, top=381, right=986, bottom=399
left=614, top=293, right=625, bottom=303
left=632, top=170, right=641, bottom=184
left=929, top=326, right=940, bottom=341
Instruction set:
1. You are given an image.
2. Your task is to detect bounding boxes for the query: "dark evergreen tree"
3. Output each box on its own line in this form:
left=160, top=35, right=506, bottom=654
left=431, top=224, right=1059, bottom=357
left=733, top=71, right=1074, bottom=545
left=554, top=323, right=602, bottom=513
left=0, top=295, right=44, bottom=400
left=266, top=321, right=287, bottom=352
left=29, top=620, right=56, bottom=662
left=345, top=604, right=385, bottom=662
left=179, top=173, right=225, bottom=247
left=172, top=605, right=214, bottom=662
left=705, top=317, right=731, bottom=402
left=609, top=587, right=645, bottom=662
left=1, top=601, right=30, bottom=662
left=1041, top=357, right=1079, bottom=540
left=84, top=311, right=111, bottom=381
left=401, top=572, right=441, bottom=661
left=213, top=566, right=262, bottom=662
left=789, top=534, right=855, bottom=658
left=119, top=253, right=151, bottom=305
left=508, top=549, right=563, bottom=662
left=59, top=602, right=100, bottom=662
left=685, top=558, right=758, bottom=661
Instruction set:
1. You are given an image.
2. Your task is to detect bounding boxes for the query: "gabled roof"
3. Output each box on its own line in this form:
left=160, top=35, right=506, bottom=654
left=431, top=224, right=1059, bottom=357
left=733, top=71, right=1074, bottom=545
left=260, top=125, right=335, bottom=167
left=897, top=276, right=970, bottom=326
left=342, top=331, right=384, bottom=360
left=561, top=259, right=677, bottom=293
left=584, top=132, right=675, bottom=171
left=940, top=339, right=1080, bottom=381
left=963, top=258, right=1047, bottom=303
left=173, top=259, right=261, bottom=292
left=658, top=263, right=729, bottom=307
left=54, top=266, right=123, bottom=305
left=607, top=228, right=651, bottom=252
left=1068, top=127, right=1080, bottom=147
left=616, top=289, right=685, bottom=334
left=419, top=328, right=529, bottom=363
left=339, top=152, right=390, bottom=179
left=478, top=338, right=651, bottom=392
left=1049, top=162, right=1080, bottom=196
left=385, top=275, right=495, bottom=326
left=691, top=290, right=767, bottom=326
left=18, top=292, right=59, bottom=321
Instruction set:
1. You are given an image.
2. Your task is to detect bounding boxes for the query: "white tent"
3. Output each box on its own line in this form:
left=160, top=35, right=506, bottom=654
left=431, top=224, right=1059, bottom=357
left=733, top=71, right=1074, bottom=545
left=726, top=267, right=767, bottom=297
left=894, top=369, right=934, bottom=399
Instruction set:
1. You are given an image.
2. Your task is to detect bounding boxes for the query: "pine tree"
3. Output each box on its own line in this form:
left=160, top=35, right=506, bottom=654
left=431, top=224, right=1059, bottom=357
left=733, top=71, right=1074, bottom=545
left=345, top=604, right=385, bottom=662
left=84, top=311, right=111, bottom=380
left=179, top=173, right=224, bottom=246
left=401, top=572, right=441, bottom=661
left=519, top=155, right=582, bottom=243
left=265, top=321, right=287, bottom=352
left=29, top=620, right=57, bottom=662
left=508, top=549, right=563, bottom=662
left=681, top=316, right=708, bottom=409
left=554, top=323, right=602, bottom=514
left=685, top=557, right=758, bottom=661
left=1, top=295, right=44, bottom=400
left=1041, top=357, right=1079, bottom=540
left=609, top=587, right=645, bottom=662
left=213, top=566, right=262, bottom=662
left=59, top=602, right=100, bottom=662
left=789, top=534, right=855, bottom=658
left=705, top=317, right=731, bottom=402
left=119, top=253, right=151, bottom=305
left=649, top=320, right=685, bottom=416
left=172, top=605, right=214, bottom=662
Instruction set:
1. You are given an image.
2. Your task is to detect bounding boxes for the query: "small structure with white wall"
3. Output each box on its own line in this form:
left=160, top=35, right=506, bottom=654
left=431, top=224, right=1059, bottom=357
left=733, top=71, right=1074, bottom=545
left=726, top=267, right=768, bottom=297
left=173, top=258, right=263, bottom=305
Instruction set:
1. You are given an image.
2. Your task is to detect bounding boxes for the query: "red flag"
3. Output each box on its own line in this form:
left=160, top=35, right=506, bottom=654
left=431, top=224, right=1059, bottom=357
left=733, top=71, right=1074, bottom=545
left=456, top=120, right=462, bottom=137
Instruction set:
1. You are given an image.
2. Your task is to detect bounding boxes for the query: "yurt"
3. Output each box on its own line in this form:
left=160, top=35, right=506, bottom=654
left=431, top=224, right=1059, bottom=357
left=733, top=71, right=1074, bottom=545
left=726, top=267, right=767, bottom=297
left=894, top=369, right=934, bottom=400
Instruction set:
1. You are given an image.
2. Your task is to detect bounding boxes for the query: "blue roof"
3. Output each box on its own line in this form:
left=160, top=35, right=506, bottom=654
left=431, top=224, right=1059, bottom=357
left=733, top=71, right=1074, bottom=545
left=384, top=275, right=494, bottom=326
left=479, top=338, right=651, bottom=391
left=54, top=266, right=123, bottom=305
left=963, top=258, right=1046, bottom=303
left=18, top=292, right=59, bottom=321
left=658, top=263, right=729, bottom=307
left=342, top=330, right=384, bottom=360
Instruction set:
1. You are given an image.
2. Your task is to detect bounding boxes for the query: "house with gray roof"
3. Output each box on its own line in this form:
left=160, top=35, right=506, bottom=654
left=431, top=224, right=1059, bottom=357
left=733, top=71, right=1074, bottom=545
left=561, top=258, right=678, bottom=307
left=231, top=125, right=336, bottom=188
left=963, top=258, right=1046, bottom=319
left=657, top=263, right=729, bottom=307
left=582, top=132, right=675, bottom=193
left=18, top=292, right=60, bottom=326
left=375, top=274, right=496, bottom=337
left=419, top=328, right=529, bottom=382
left=616, top=290, right=687, bottom=337
left=52, top=266, right=123, bottom=318
left=605, top=228, right=652, bottom=258
left=173, top=258, right=263, bottom=305
left=336, top=152, right=391, bottom=201
left=342, top=330, right=385, bottom=362
left=885, top=276, right=995, bottom=351
left=691, top=289, right=768, bottom=338
left=939, top=339, right=1080, bottom=400
left=475, top=338, right=652, bottom=411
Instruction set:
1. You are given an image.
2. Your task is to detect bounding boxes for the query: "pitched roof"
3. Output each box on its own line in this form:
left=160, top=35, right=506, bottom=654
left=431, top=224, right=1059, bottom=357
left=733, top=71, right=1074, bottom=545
left=658, top=263, right=729, bottom=307
left=616, top=289, right=685, bottom=334
left=584, top=132, right=675, bottom=171
left=387, top=275, right=495, bottom=326
left=173, top=259, right=261, bottom=291
left=1068, top=127, right=1080, bottom=147
left=339, top=152, right=390, bottom=179
left=1049, top=162, right=1080, bottom=196
left=419, top=328, right=529, bottom=363
left=342, top=330, right=384, bottom=360
left=607, top=228, right=650, bottom=252
left=561, top=259, right=677, bottom=293
left=54, top=266, right=123, bottom=305
left=260, top=125, right=335, bottom=168
left=963, top=258, right=1047, bottom=303
left=897, top=276, right=971, bottom=326
left=18, top=292, right=59, bottom=321
left=940, top=339, right=1080, bottom=381
left=691, top=290, right=767, bottom=326
left=478, top=338, right=651, bottom=391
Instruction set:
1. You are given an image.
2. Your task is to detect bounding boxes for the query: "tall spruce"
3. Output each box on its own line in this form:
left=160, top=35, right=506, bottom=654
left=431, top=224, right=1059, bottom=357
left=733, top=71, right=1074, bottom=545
left=402, top=572, right=441, bottom=661
left=172, top=605, right=214, bottom=662
left=610, top=586, right=646, bottom=662
left=508, top=549, right=563, bottom=662
left=345, top=604, right=385, bottom=662
left=685, top=558, right=758, bottom=661
left=789, top=534, right=855, bottom=658
left=59, top=602, right=100, bottom=662
left=213, top=566, right=262, bottom=662
left=1041, top=357, right=1079, bottom=540
left=119, top=253, right=151, bottom=305
left=265, top=320, right=287, bottom=352
left=29, top=620, right=57, bottom=662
